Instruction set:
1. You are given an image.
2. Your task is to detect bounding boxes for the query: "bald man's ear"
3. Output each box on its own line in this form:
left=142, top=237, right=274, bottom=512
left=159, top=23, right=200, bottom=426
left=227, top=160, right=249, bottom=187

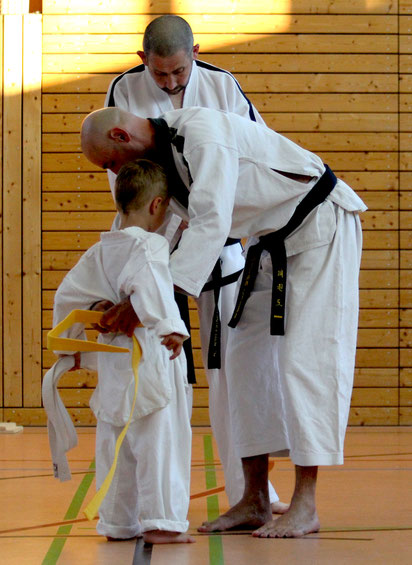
left=193, top=44, right=200, bottom=59
left=137, top=50, right=147, bottom=65
left=109, top=128, right=131, bottom=143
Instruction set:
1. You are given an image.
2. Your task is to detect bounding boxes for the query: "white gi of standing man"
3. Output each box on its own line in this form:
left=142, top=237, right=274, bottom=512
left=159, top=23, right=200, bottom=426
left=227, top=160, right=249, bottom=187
left=80, top=105, right=367, bottom=538
left=102, top=14, right=286, bottom=513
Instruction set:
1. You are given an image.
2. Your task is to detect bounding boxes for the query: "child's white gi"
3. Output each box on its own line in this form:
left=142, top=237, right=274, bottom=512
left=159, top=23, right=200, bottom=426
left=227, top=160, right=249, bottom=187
left=105, top=60, right=280, bottom=506
left=150, top=107, right=367, bottom=467
left=53, top=227, right=192, bottom=539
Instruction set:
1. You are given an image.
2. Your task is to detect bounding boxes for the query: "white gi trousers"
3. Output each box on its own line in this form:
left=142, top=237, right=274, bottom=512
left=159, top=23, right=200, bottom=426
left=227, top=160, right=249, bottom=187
left=196, top=242, right=280, bottom=506
left=95, top=368, right=192, bottom=539
left=226, top=206, right=362, bottom=466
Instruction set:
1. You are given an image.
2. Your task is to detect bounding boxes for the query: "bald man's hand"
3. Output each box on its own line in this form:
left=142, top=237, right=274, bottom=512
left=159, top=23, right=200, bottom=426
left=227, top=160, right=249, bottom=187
left=89, top=299, right=114, bottom=333
left=98, top=297, right=141, bottom=337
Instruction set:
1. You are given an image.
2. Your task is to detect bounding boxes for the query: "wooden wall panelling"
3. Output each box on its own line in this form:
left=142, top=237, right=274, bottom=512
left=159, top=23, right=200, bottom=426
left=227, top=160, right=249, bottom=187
left=42, top=53, right=398, bottom=74
left=41, top=14, right=398, bottom=35
left=1, top=0, right=29, bottom=14
left=3, top=15, right=23, bottom=408
left=22, top=13, right=42, bottom=407
left=42, top=171, right=107, bottom=193
left=42, top=0, right=398, bottom=15
left=0, top=16, right=3, bottom=421
left=41, top=4, right=117, bottom=425
left=42, top=33, right=397, bottom=55
left=37, top=1, right=409, bottom=426
left=42, top=72, right=395, bottom=94
left=400, top=1, right=412, bottom=424
left=3, top=406, right=95, bottom=425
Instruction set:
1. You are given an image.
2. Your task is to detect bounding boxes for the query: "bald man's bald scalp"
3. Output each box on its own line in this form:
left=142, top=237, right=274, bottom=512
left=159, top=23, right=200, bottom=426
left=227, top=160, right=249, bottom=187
left=81, top=107, right=128, bottom=164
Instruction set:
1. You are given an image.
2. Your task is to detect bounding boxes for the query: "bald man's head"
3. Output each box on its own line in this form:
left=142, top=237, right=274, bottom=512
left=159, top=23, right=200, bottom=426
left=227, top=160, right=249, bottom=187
left=81, top=107, right=155, bottom=173
left=81, top=107, right=123, bottom=167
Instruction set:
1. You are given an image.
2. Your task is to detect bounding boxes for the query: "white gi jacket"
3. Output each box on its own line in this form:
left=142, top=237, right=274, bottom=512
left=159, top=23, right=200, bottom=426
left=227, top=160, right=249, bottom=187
left=153, top=107, right=368, bottom=297
left=53, top=227, right=189, bottom=425
left=105, top=59, right=265, bottom=240
left=106, top=59, right=263, bottom=124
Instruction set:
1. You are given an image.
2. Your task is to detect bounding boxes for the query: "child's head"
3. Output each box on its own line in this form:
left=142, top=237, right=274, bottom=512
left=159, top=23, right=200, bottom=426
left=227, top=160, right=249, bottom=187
left=115, top=159, right=169, bottom=231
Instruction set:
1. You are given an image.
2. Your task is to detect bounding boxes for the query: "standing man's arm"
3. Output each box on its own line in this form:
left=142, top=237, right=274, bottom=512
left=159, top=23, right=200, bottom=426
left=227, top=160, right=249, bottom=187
left=170, top=142, right=239, bottom=296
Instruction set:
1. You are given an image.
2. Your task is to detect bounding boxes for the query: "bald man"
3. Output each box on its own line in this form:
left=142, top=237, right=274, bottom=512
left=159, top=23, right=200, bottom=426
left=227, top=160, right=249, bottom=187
left=81, top=106, right=366, bottom=538
left=103, top=14, right=287, bottom=514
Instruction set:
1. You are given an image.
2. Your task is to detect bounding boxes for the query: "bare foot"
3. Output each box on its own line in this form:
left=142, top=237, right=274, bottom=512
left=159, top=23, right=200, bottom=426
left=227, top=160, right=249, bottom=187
left=252, top=506, right=320, bottom=538
left=198, top=495, right=271, bottom=533
left=271, top=501, right=290, bottom=515
left=143, top=530, right=195, bottom=544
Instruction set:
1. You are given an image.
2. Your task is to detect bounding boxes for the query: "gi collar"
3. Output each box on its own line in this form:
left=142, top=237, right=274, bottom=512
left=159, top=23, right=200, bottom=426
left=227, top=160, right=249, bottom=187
left=148, top=117, right=190, bottom=209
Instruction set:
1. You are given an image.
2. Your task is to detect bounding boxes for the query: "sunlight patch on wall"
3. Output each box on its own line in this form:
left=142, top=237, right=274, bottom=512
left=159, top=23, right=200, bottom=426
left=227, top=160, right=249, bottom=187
left=365, top=0, right=390, bottom=10
left=171, top=0, right=292, bottom=43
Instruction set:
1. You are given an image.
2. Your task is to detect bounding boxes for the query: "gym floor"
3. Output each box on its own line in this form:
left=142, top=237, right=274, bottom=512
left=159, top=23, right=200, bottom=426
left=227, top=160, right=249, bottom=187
left=0, top=426, right=410, bottom=564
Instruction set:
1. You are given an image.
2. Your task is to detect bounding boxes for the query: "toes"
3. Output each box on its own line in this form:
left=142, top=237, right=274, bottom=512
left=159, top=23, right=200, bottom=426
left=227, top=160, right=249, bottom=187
left=252, top=523, right=290, bottom=538
left=252, top=527, right=269, bottom=538
left=198, top=522, right=220, bottom=533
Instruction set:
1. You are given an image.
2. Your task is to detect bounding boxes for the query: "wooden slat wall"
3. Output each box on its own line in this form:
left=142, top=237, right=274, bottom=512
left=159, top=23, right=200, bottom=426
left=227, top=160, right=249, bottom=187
left=1, top=13, right=42, bottom=424
left=3, top=16, right=24, bottom=411
left=400, top=0, right=412, bottom=426
left=22, top=15, right=42, bottom=407
left=2, top=0, right=410, bottom=426
left=0, top=17, right=2, bottom=423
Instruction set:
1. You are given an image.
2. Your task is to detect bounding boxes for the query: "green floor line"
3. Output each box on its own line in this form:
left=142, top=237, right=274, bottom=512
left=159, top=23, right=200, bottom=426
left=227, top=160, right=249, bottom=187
left=203, top=435, right=224, bottom=565
left=41, top=460, right=96, bottom=565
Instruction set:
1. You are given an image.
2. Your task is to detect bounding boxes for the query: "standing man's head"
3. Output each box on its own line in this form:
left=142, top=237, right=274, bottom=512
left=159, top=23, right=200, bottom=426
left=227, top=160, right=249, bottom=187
left=81, top=107, right=156, bottom=174
left=138, top=15, right=199, bottom=95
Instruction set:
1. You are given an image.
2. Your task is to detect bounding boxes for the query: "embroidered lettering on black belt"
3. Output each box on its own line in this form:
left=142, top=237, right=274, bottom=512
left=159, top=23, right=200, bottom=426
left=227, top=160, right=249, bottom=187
left=201, top=238, right=243, bottom=370
left=228, top=165, right=337, bottom=336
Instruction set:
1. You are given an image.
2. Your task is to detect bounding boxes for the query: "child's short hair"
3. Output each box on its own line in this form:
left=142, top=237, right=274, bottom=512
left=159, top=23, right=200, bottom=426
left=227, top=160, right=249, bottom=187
left=115, top=159, right=169, bottom=214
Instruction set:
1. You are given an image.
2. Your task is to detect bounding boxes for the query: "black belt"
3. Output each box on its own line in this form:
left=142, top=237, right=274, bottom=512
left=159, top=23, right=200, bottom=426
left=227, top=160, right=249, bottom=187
left=173, top=291, right=196, bottom=384
left=228, top=165, right=337, bottom=335
left=202, top=238, right=243, bottom=370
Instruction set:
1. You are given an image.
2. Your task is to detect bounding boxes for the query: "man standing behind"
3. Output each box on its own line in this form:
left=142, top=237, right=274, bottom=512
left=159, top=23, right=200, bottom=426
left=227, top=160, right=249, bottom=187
left=104, top=15, right=287, bottom=513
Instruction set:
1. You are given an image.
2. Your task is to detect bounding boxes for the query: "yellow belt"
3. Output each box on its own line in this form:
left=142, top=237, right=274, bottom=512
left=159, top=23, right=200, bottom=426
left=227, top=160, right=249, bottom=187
left=47, top=309, right=142, bottom=521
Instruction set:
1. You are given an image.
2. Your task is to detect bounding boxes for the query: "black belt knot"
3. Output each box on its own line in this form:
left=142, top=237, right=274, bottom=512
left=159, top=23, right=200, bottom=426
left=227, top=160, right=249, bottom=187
left=228, top=164, right=337, bottom=336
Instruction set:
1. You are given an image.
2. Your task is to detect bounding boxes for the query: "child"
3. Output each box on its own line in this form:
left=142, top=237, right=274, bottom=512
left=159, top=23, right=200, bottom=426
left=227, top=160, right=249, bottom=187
left=53, top=159, right=194, bottom=544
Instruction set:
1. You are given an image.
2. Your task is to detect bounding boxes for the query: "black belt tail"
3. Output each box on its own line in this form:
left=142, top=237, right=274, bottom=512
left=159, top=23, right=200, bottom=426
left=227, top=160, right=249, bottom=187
left=229, top=164, right=337, bottom=335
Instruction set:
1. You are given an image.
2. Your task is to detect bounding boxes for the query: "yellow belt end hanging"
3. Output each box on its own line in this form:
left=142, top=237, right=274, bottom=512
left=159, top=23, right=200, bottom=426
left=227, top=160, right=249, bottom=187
left=47, top=310, right=142, bottom=521
left=83, top=335, right=142, bottom=521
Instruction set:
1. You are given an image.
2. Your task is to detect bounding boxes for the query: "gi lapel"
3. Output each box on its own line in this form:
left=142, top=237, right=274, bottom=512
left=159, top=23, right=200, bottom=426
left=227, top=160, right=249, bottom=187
left=148, top=118, right=190, bottom=209
left=145, top=70, right=175, bottom=114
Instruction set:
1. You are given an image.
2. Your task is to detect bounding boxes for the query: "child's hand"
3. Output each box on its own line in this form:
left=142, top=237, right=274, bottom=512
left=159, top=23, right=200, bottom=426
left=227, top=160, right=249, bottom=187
left=161, top=333, right=185, bottom=360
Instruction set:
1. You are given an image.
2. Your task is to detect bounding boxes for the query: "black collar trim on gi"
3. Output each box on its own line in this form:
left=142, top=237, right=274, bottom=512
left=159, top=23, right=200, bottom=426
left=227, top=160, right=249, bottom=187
left=148, top=118, right=190, bottom=209
left=194, top=60, right=257, bottom=122
left=107, top=63, right=145, bottom=108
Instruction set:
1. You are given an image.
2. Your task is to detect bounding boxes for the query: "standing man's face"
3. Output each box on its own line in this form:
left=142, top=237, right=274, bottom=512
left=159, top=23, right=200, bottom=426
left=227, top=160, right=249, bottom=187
left=139, top=45, right=199, bottom=95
